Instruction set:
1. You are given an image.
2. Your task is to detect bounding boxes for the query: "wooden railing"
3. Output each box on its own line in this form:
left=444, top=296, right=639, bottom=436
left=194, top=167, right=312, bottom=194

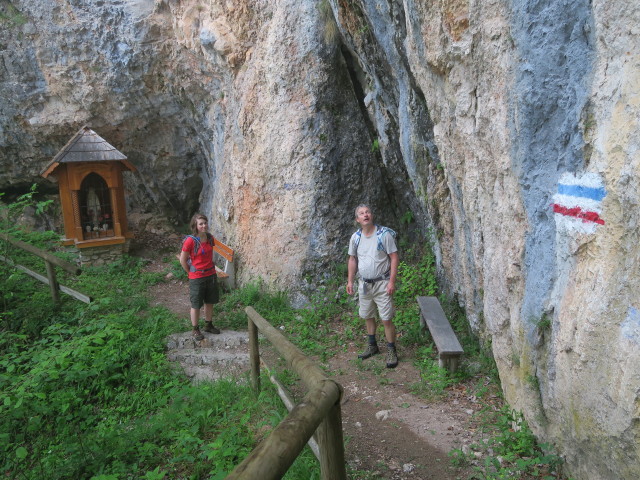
left=226, top=306, right=346, bottom=480
left=0, top=233, right=91, bottom=304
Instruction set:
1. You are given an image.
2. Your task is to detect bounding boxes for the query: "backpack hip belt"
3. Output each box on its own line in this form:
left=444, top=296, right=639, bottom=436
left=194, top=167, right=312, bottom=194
left=362, top=270, right=391, bottom=284
left=190, top=266, right=216, bottom=274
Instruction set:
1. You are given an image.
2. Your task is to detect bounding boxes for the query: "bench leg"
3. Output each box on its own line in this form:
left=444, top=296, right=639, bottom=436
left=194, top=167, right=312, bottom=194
left=448, top=356, right=459, bottom=374
left=439, top=355, right=460, bottom=374
left=224, top=260, right=235, bottom=290
left=419, top=314, right=427, bottom=332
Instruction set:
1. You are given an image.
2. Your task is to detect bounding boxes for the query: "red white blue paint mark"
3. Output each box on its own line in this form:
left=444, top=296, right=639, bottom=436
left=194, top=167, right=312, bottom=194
left=552, top=173, right=606, bottom=233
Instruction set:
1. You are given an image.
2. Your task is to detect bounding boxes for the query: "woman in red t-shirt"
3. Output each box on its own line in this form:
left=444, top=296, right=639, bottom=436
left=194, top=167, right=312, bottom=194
left=180, top=213, right=221, bottom=340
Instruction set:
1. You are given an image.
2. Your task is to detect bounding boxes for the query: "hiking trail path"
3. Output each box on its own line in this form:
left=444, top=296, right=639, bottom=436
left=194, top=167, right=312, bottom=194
left=133, top=230, right=495, bottom=480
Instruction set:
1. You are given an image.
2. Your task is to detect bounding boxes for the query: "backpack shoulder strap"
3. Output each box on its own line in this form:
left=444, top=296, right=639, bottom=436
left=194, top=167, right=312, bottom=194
left=183, top=234, right=199, bottom=246
left=183, top=234, right=201, bottom=256
left=353, top=229, right=362, bottom=250
left=375, top=226, right=396, bottom=252
left=377, top=226, right=396, bottom=238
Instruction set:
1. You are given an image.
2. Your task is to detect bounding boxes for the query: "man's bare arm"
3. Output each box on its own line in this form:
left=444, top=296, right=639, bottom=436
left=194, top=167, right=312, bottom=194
left=387, top=251, right=399, bottom=295
left=346, top=255, right=358, bottom=295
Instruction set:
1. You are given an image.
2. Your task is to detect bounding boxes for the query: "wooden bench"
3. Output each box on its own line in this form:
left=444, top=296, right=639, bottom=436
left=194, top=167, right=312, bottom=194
left=212, top=238, right=235, bottom=289
left=416, top=296, right=464, bottom=373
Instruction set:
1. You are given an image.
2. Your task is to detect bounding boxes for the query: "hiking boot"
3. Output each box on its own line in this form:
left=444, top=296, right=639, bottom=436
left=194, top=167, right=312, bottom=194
left=192, top=328, right=204, bottom=341
left=358, top=344, right=380, bottom=360
left=204, top=322, right=220, bottom=334
left=386, top=348, right=398, bottom=369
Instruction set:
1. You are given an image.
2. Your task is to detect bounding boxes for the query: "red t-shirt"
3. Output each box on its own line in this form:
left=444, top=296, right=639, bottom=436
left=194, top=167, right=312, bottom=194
left=182, top=235, right=216, bottom=279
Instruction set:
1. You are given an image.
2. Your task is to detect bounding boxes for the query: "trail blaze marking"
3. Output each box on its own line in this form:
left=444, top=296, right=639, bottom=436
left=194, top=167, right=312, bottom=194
left=552, top=173, right=606, bottom=233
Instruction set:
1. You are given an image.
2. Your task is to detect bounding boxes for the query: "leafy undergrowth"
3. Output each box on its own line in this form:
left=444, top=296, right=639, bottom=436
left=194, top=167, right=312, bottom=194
left=449, top=407, right=566, bottom=480
left=0, top=190, right=317, bottom=480
left=1, top=241, right=321, bottom=479
left=0, top=189, right=316, bottom=479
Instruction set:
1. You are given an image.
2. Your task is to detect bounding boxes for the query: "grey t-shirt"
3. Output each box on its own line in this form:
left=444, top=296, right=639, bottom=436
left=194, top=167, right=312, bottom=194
left=348, top=228, right=397, bottom=280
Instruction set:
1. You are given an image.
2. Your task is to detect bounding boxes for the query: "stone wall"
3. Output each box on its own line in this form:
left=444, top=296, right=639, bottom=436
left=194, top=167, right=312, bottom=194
left=74, top=240, right=131, bottom=267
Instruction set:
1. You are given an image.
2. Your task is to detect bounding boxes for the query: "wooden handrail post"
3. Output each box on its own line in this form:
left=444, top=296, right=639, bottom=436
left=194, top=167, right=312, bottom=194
left=248, top=316, right=260, bottom=394
left=44, top=260, right=60, bottom=303
left=237, top=307, right=347, bottom=480
left=226, top=379, right=342, bottom=480
left=0, top=233, right=81, bottom=275
left=0, top=234, right=91, bottom=304
left=316, top=398, right=346, bottom=479
left=244, top=307, right=327, bottom=388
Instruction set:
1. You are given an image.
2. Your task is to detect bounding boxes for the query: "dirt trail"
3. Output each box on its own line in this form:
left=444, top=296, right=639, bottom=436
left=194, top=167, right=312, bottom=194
left=133, top=231, right=485, bottom=479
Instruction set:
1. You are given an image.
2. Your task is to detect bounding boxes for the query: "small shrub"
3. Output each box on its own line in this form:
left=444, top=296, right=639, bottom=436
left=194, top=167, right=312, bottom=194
left=460, top=407, right=565, bottom=479
left=410, top=346, right=456, bottom=400
left=400, top=210, right=414, bottom=225
left=536, top=314, right=552, bottom=332
left=527, top=373, right=540, bottom=392
left=395, top=250, right=437, bottom=307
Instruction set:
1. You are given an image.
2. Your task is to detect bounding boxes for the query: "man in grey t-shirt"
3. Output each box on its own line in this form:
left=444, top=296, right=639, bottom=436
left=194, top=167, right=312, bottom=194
left=346, top=204, right=399, bottom=368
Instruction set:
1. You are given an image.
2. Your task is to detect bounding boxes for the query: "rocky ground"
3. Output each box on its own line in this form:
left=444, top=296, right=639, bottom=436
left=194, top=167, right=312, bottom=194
left=131, top=230, right=495, bottom=480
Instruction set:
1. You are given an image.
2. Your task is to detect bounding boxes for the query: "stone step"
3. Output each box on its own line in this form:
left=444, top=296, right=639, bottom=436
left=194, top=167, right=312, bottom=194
left=183, top=364, right=251, bottom=383
left=166, top=329, right=252, bottom=383
left=167, top=348, right=249, bottom=366
left=166, top=329, right=249, bottom=350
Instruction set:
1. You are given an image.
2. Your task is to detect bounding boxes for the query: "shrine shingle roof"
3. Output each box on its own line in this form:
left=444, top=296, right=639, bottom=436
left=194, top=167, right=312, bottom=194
left=41, top=126, right=136, bottom=178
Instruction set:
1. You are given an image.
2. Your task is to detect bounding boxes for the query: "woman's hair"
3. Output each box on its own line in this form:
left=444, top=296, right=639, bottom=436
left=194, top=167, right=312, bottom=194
left=190, top=213, right=208, bottom=235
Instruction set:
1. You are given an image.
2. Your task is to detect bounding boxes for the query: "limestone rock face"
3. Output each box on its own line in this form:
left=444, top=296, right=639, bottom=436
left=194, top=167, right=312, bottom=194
left=0, top=0, right=639, bottom=477
left=0, top=0, right=389, bottom=286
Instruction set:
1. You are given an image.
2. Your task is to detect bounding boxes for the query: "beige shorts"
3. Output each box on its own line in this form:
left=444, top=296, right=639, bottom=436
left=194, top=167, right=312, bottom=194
left=358, top=279, right=395, bottom=321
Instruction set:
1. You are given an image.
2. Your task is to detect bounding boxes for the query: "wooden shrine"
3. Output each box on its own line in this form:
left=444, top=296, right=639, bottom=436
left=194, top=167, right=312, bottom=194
left=40, top=126, right=137, bottom=264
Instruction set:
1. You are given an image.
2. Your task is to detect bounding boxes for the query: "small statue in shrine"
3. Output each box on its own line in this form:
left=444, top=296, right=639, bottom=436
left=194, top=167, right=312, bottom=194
left=86, top=187, right=101, bottom=227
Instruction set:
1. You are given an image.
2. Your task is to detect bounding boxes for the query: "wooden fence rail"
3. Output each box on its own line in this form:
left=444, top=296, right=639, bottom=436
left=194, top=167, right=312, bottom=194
left=226, top=306, right=346, bottom=480
left=0, top=233, right=91, bottom=304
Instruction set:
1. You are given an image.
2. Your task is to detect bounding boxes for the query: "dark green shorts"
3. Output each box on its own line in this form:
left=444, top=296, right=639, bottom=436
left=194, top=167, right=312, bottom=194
left=189, top=275, right=219, bottom=309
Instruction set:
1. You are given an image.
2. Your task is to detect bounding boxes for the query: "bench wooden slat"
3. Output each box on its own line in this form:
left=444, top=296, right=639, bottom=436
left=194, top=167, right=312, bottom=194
left=417, top=296, right=463, bottom=354
left=213, top=237, right=234, bottom=287
left=417, top=296, right=463, bottom=372
left=213, top=240, right=234, bottom=262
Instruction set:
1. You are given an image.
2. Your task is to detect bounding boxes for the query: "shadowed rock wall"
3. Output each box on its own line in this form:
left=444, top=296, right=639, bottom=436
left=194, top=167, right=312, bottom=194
left=0, top=0, right=638, bottom=477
